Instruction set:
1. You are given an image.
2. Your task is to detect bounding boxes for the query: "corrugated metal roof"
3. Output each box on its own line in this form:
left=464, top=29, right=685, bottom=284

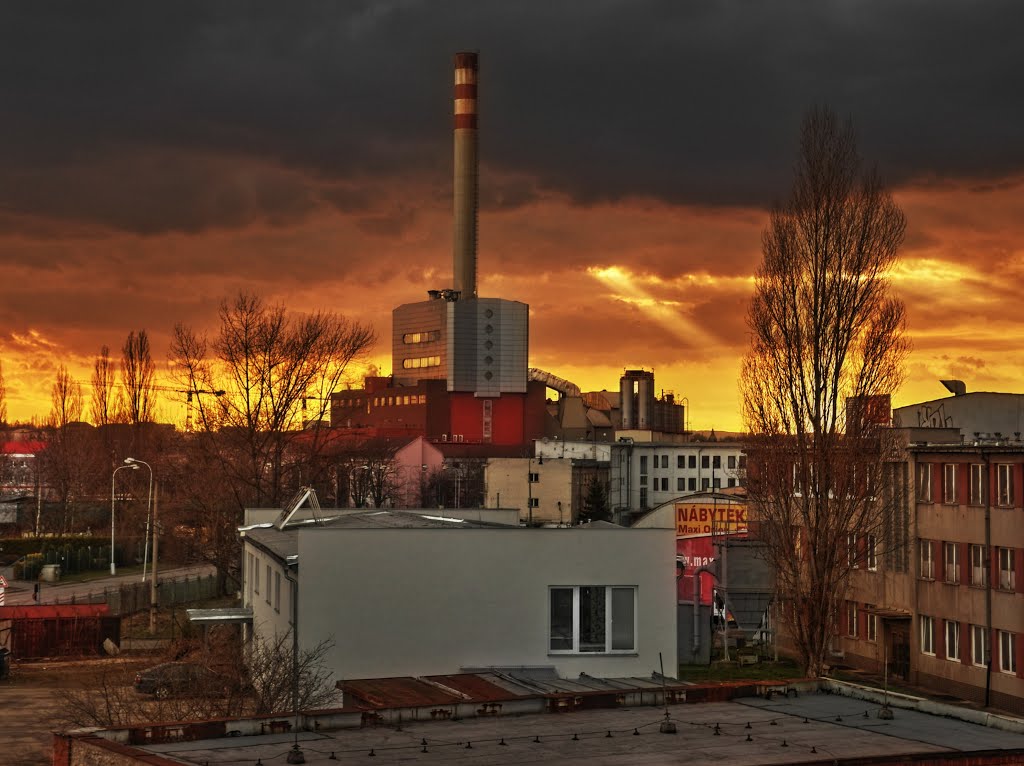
left=423, top=673, right=534, bottom=702
left=186, top=608, right=253, bottom=624
left=341, top=677, right=463, bottom=708
left=0, top=604, right=110, bottom=619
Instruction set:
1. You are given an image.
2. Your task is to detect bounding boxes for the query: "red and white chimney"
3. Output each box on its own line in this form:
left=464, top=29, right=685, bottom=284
left=452, top=51, right=478, bottom=299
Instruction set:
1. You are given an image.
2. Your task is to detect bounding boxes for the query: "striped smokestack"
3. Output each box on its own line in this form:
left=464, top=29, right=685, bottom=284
left=452, top=51, right=478, bottom=299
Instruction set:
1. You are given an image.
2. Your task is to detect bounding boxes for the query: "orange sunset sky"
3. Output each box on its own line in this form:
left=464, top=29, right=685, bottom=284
left=1, top=3, right=1022, bottom=432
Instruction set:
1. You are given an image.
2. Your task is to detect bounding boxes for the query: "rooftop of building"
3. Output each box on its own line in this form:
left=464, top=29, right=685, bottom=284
left=64, top=678, right=1024, bottom=765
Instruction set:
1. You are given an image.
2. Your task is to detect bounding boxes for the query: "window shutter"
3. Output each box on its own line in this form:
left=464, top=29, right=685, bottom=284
left=935, top=542, right=945, bottom=583
left=960, top=622, right=971, bottom=666
left=932, top=463, right=942, bottom=505
left=935, top=618, right=945, bottom=660
left=959, top=543, right=969, bottom=587
left=958, top=463, right=969, bottom=505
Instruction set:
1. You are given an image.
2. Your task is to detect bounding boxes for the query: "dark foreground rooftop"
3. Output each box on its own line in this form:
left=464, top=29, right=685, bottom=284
left=122, top=691, right=1024, bottom=765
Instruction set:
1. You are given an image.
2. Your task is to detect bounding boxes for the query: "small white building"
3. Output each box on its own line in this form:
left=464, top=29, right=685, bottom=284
left=240, top=510, right=676, bottom=681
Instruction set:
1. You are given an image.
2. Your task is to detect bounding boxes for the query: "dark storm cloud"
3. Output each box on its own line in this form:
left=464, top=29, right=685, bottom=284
left=1, top=1, right=1021, bottom=235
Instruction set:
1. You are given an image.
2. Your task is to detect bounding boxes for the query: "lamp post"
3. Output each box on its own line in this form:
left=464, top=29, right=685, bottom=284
left=125, top=458, right=153, bottom=582
left=110, top=464, right=139, bottom=575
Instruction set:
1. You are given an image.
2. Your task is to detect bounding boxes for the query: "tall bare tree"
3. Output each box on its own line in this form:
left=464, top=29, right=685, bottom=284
left=121, top=330, right=156, bottom=424
left=42, top=365, right=94, bottom=532
left=90, top=345, right=117, bottom=425
left=741, top=106, right=909, bottom=676
left=0, top=357, right=8, bottom=425
left=170, top=292, right=374, bottom=584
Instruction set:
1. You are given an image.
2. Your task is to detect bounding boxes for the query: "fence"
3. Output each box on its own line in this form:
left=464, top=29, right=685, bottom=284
left=47, top=573, right=220, bottom=617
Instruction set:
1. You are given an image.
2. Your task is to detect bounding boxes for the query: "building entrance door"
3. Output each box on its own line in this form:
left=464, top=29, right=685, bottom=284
left=889, top=627, right=910, bottom=681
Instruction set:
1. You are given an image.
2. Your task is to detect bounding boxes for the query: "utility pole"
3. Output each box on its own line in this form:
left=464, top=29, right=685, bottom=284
left=149, top=483, right=159, bottom=635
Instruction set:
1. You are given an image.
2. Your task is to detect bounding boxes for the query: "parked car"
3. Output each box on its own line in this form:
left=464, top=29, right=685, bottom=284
left=133, top=662, right=228, bottom=699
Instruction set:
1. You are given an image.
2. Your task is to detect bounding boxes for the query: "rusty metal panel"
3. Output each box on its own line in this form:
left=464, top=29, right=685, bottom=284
left=423, top=673, right=531, bottom=703
left=341, top=677, right=461, bottom=709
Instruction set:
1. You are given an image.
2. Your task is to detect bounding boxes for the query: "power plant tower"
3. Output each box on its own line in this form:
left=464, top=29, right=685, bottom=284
left=452, top=52, right=478, bottom=299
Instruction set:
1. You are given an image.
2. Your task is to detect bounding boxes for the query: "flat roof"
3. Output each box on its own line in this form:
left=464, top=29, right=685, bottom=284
left=134, top=691, right=1024, bottom=765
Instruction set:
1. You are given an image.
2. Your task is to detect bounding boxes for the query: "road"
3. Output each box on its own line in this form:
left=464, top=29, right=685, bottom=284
left=0, top=563, right=217, bottom=606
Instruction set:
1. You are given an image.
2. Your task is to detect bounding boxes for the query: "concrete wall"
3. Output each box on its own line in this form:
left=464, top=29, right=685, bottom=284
left=297, top=527, right=676, bottom=680
left=243, top=540, right=292, bottom=639
left=484, top=457, right=574, bottom=524
left=894, top=392, right=1024, bottom=436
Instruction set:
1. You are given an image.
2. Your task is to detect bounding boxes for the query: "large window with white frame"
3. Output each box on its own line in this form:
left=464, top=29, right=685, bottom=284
left=997, top=463, right=1014, bottom=507
left=867, top=534, right=877, bottom=571
left=970, top=544, right=988, bottom=587
left=943, top=463, right=957, bottom=504
left=999, top=630, right=1017, bottom=674
left=919, top=540, right=934, bottom=580
left=945, top=620, right=960, bottom=661
left=846, top=601, right=858, bottom=638
left=972, top=625, right=990, bottom=667
left=970, top=463, right=985, bottom=506
left=916, top=463, right=933, bottom=503
left=944, top=542, right=960, bottom=584
left=998, top=547, right=1016, bottom=591
left=549, top=586, right=636, bottom=654
left=847, top=533, right=859, bottom=569
left=866, top=610, right=877, bottom=642
left=920, top=615, right=935, bottom=655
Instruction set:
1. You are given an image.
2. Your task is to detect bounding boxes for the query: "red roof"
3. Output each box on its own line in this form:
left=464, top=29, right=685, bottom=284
left=0, top=604, right=110, bottom=619
left=1, top=440, right=46, bottom=455
left=340, top=677, right=462, bottom=708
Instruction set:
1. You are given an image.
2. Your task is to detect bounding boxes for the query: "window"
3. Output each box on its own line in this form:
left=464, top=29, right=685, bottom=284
left=274, top=571, right=281, bottom=613
left=689, top=455, right=697, bottom=469
left=640, top=475, right=648, bottom=486
left=970, top=544, right=988, bottom=587
left=739, top=455, right=747, bottom=469
left=688, top=478, right=696, bottom=491
left=701, top=478, right=709, bottom=491
left=402, top=330, right=440, bottom=344
left=660, top=477, right=669, bottom=491
left=945, top=620, right=960, bottom=661
left=867, top=535, right=877, bottom=571
left=401, top=355, right=441, bottom=369
left=640, top=488, right=648, bottom=507
left=920, top=615, right=935, bottom=655
left=867, top=611, right=877, bottom=642
left=972, top=625, right=990, bottom=666
left=712, top=477, right=721, bottom=489
left=254, top=557, right=260, bottom=595
left=970, top=464, right=985, bottom=505
left=528, top=497, right=539, bottom=508
left=265, top=565, right=271, bottom=604
left=661, top=455, right=668, bottom=469
left=677, top=478, right=685, bottom=492
left=916, top=463, right=933, bottom=503
left=713, top=455, right=721, bottom=469
left=943, top=464, right=957, bottom=504
left=846, top=602, right=858, bottom=638
left=848, top=533, right=859, bottom=569
left=529, top=472, right=539, bottom=483
left=999, top=631, right=1017, bottom=674
left=728, top=478, right=737, bottom=488
left=640, top=456, right=648, bottom=473
left=728, top=455, right=737, bottom=469
left=677, top=455, right=685, bottom=469
left=919, top=540, right=934, bottom=579
left=997, top=464, right=1014, bottom=506
left=998, top=547, right=1016, bottom=590
left=944, top=542, right=960, bottom=584
left=549, top=586, right=636, bottom=653
left=701, top=455, right=710, bottom=469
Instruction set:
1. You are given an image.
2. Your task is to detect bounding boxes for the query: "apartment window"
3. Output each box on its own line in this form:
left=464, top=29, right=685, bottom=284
left=265, top=565, right=271, bottom=604
left=970, top=464, right=985, bottom=505
left=867, top=535, right=877, bottom=571
left=916, top=463, right=933, bottom=503
left=549, top=586, right=636, bottom=653
left=846, top=602, right=858, bottom=638
left=640, top=488, right=648, bottom=507
left=944, top=542, right=960, bottom=584
left=999, top=631, right=1017, bottom=674
left=728, top=478, right=737, bottom=488
left=661, top=477, right=669, bottom=491
left=640, top=475, right=648, bottom=486
left=652, top=454, right=657, bottom=469
left=919, top=540, right=934, bottom=580
left=848, top=533, right=859, bottom=569
left=997, top=464, right=1014, bottom=506
left=970, top=544, right=988, bottom=587
left=943, top=464, right=957, bottom=504
left=528, top=497, right=539, bottom=508
left=713, top=455, right=721, bottom=470
left=866, top=609, right=877, bottom=642
left=972, top=625, right=990, bottom=667
left=689, top=455, right=697, bottom=469
left=677, top=478, right=685, bottom=492
left=712, top=478, right=721, bottom=489
left=402, top=330, right=440, bottom=344
left=688, top=478, right=697, bottom=491
left=701, top=455, right=710, bottom=469
left=728, top=455, right=737, bottom=469
left=247, top=553, right=255, bottom=602
left=739, top=455, right=747, bottom=469
left=920, top=615, right=935, bottom=655
left=274, top=571, right=281, bottom=613
left=661, top=455, right=668, bottom=469
left=945, top=620, right=960, bottom=661
left=677, top=455, right=685, bottom=469
left=640, top=456, right=648, bottom=473
left=401, top=355, right=441, bottom=369
left=529, top=472, right=539, bottom=483
left=701, top=478, right=710, bottom=491
left=998, top=547, right=1016, bottom=590
left=254, top=557, right=260, bottom=595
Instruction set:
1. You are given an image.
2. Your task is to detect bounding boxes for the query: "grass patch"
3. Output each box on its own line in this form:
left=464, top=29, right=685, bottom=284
left=678, top=657, right=804, bottom=683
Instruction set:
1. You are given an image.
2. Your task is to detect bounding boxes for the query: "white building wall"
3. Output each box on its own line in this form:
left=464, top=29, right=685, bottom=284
left=297, top=527, right=676, bottom=680
left=243, top=540, right=292, bottom=639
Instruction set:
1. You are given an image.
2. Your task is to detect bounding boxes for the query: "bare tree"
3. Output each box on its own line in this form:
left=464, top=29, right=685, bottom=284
left=169, top=292, right=374, bottom=583
left=91, top=344, right=117, bottom=425
left=741, top=106, right=909, bottom=676
left=0, top=357, right=8, bottom=425
left=42, top=366, right=94, bottom=532
left=121, top=330, right=156, bottom=424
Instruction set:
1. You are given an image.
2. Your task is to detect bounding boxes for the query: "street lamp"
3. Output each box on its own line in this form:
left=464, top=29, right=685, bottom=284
left=125, top=458, right=153, bottom=582
left=110, top=464, right=139, bottom=575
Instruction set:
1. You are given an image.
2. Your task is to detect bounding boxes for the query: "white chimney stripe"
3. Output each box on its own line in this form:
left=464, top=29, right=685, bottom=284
left=454, top=99, right=477, bottom=115
left=455, top=69, right=477, bottom=85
